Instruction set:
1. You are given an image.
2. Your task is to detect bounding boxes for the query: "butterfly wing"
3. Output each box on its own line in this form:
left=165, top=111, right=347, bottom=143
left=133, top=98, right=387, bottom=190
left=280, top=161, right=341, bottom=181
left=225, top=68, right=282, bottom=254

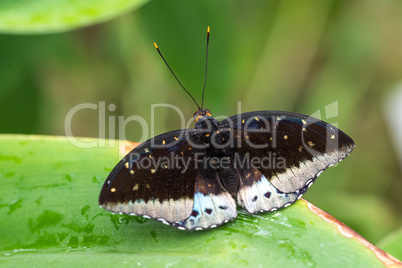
left=218, top=110, right=355, bottom=213
left=99, top=129, right=237, bottom=230
left=172, top=165, right=237, bottom=230
left=99, top=130, right=196, bottom=223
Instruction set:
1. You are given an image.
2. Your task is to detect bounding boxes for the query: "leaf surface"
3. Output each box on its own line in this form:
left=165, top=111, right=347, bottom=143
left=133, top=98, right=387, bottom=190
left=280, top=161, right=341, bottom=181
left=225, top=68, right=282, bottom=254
left=0, top=135, right=399, bottom=267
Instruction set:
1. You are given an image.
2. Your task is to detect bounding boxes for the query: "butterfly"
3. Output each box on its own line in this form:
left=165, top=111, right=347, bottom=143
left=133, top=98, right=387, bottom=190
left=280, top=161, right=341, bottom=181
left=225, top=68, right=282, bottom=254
left=99, top=27, right=355, bottom=230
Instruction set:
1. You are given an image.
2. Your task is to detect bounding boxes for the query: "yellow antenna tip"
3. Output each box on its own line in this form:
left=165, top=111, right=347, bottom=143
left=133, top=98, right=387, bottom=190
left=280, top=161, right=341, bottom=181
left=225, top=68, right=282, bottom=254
left=207, top=26, right=210, bottom=33
left=154, top=42, right=158, bottom=49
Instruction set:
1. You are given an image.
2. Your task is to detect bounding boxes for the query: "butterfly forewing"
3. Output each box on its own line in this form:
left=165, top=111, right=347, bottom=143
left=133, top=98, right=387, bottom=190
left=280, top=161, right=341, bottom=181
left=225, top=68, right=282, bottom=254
left=219, top=111, right=355, bottom=213
left=99, top=130, right=199, bottom=223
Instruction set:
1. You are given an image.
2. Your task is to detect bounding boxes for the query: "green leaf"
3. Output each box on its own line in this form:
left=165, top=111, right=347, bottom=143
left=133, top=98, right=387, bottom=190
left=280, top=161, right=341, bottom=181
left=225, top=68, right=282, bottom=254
left=377, top=227, right=402, bottom=261
left=0, top=0, right=149, bottom=34
left=0, top=135, right=399, bottom=267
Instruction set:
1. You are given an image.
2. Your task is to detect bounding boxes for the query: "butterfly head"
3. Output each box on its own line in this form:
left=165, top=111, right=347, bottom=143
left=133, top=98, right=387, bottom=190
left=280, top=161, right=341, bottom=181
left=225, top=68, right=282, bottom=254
left=193, top=108, right=212, bottom=122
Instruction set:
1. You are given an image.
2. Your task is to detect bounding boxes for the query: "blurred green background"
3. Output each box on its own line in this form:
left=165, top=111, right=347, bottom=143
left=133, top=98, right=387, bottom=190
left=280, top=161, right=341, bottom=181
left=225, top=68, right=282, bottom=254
left=1, top=0, right=401, bottom=246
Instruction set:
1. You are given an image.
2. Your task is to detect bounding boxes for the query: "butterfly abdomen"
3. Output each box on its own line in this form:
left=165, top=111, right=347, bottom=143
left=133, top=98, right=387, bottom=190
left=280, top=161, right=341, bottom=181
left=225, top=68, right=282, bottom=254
left=218, top=164, right=240, bottom=197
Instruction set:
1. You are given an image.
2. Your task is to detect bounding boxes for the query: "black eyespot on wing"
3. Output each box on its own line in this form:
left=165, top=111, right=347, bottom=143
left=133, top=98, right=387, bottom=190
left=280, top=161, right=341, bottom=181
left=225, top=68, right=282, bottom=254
left=191, top=210, right=199, bottom=217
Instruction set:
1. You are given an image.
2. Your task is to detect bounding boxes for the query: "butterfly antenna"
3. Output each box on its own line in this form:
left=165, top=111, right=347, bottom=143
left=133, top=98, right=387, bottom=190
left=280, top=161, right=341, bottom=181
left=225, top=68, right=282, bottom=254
left=201, top=26, right=210, bottom=109
left=153, top=42, right=200, bottom=109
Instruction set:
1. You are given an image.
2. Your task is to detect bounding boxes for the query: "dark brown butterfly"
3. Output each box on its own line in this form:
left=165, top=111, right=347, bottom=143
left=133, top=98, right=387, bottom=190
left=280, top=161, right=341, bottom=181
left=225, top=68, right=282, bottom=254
left=99, top=27, right=354, bottom=230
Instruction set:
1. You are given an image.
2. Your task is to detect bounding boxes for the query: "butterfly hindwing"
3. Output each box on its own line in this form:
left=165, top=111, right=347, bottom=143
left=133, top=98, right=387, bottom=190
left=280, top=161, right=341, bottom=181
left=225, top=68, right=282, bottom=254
left=234, top=158, right=301, bottom=214
left=172, top=164, right=237, bottom=230
left=219, top=111, right=355, bottom=213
